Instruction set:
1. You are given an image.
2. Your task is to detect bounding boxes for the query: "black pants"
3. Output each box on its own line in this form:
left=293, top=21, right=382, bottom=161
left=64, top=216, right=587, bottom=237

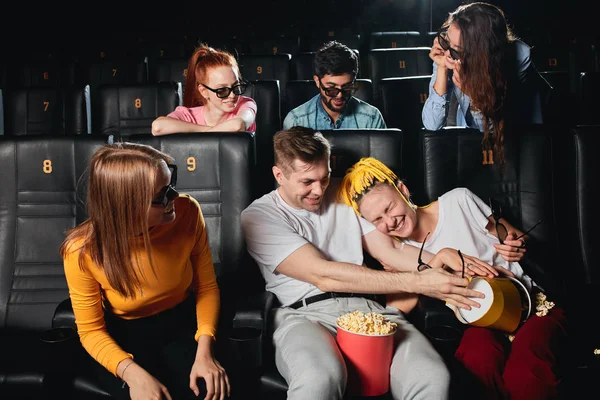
left=79, top=295, right=207, bottom=400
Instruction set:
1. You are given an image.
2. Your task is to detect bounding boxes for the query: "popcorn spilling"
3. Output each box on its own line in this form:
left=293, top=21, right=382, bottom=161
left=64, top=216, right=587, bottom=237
left=535, top=292, right=555, bottom=317
left=337, top=310, right=398, bottom=335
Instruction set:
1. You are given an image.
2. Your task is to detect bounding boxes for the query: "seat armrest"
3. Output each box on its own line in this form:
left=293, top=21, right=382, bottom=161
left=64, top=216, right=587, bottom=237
left=409, top=296, right=465, bottom=360
left=227, top=291, right=276, bottom=370
left=52, top=298, right=76, bottom=330
left=233, top=291, right=276, bottom=333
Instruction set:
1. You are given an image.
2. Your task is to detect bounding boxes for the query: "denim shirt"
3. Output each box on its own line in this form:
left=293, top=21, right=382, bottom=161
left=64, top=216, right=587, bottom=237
left=283, top=94, right=387, bottom=130
left=421, top=40, right=545, bottom=132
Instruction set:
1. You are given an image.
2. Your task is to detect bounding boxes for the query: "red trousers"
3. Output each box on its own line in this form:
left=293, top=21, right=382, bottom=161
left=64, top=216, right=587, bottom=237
left=455, top=306, right=567, bottom=400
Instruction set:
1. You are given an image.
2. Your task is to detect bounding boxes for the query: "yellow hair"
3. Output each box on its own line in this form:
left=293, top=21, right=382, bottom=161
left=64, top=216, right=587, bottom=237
left=337, top=157, right=413, bottom=216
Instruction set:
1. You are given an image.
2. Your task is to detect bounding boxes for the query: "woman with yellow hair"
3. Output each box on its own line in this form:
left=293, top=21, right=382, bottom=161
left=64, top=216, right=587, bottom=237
left=337, top=157, right=567, bottom=400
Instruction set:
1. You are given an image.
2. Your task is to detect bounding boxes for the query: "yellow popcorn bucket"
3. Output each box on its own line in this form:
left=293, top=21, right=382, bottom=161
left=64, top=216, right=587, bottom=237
left=336, top=325, right=395, bottom=396
left=455, top=277, right=531, bottom=333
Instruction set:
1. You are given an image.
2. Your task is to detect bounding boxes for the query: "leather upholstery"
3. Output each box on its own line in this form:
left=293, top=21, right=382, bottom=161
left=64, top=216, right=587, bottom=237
left=5, top=86, right=90, bottom=136
left=367, top=47, right=433, bottom=104
left=378, top=76, right=430, bottom=196
left=292, top=51, right=316, bottom=80
left=379, top=75, right=430, bottom=134
left=243, top=79, right=282, bottom=198
left=68, top=57, right=148, bottom=103
left=0, top=135, right=108, bottom=396
left=369, top=31, right=423, bottom=49
left=565, top=126, right=600, bottom=367
left=578, top=71, right=600, bottom=125
left=247, top=35, right=300, bottom=56
left=239, top=53, right=292, bottom=111
left=299, top=34, right=361, bottom=53
left=92, top=82, right=180, bottom=135
left=0, top=133, right=255, bottom=397
left=153, top=57, right=188, bottom=87
left=539, top=70, right=575, bottom=126
left=8, top=58, right=64, bottom=89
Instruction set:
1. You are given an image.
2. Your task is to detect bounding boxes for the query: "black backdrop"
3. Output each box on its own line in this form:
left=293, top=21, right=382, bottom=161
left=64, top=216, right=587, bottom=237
left=0, top=0, right=594, bottom=60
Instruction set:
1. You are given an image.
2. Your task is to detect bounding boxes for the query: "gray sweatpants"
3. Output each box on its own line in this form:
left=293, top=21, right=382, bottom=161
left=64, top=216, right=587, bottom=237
left=272, top=297, right=450, bottom=400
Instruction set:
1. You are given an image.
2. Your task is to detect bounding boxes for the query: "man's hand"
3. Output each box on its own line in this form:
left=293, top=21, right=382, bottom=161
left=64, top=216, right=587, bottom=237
left=413, top=268, right=484, bottom=310
left=431, top=248, right=498, bottom=278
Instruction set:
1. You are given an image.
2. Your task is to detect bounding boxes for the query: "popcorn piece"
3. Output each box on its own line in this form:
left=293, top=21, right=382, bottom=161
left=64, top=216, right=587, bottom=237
left=594, top=349, right=600, bottom=355
left=535, top=292, right=555, bottom=317
left=337, top=310, right=398, bottom=335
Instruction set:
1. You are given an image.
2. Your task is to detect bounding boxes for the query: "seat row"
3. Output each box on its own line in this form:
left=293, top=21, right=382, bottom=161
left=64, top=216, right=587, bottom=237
left=2, top=68, right=600, bottom=144
left=0, top=47, right=434, bottom=96
left=0, top=125, right=599, bottom=398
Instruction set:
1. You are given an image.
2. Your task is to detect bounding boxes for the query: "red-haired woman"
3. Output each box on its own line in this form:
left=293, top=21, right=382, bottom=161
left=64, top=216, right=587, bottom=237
left=152, top=43, right=256, bottom=136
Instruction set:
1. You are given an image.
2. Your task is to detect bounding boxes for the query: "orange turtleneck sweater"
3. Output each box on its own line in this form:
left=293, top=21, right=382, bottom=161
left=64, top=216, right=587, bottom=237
left=63, top=195, right=220, bottom=375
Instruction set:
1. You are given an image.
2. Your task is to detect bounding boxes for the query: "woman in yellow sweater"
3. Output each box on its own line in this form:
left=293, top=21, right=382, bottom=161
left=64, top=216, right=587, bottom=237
left=59, top=142, right=229, bottom=400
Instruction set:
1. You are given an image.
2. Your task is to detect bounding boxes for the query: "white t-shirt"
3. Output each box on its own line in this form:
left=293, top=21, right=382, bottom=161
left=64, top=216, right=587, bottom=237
left=402, top=188, right=536, bottom=292
left=241, top=184, right=376, bottom=307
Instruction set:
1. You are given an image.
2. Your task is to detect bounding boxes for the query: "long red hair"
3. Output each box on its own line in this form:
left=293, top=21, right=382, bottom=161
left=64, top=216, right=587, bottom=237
left=183, top=42, right=241, bottom=107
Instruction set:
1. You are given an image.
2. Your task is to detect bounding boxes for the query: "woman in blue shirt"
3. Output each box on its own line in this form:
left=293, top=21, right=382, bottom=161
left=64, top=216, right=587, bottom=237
left=422, top=2, right=549, bottom=163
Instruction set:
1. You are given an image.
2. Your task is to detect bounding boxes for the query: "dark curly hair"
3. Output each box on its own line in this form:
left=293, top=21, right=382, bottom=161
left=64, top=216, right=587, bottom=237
left=442, top=2, right=518, bottom=163
left=314, top=40, right=359, bottom=79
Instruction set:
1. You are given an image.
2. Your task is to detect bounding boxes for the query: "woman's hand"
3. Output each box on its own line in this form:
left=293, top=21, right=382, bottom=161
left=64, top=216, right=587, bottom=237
left=432, top=248, right=498, bottom=278
left=122, top=362, right=172, bottom=400
left=190, top=336, right=231, bottom=400
left=429, top=36, right=447, bottom=68
left=494, top=232, right=527, bottom=262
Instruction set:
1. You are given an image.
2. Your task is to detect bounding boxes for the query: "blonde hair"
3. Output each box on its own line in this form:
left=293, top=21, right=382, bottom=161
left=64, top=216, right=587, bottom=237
left=337, top=157, right=414, bottom=216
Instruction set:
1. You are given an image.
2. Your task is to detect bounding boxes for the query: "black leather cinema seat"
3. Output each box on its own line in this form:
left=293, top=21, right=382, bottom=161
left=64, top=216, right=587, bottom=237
left=246, top=34, right=300, bottom=56
left=378, top=76, right=431, bottom=192
left=560, top=125, right=600, bottom=396
left=368, top=31, right=423, bottom=49
left=152, top=57, right=188, bottom=86
left=0, top=135, right=108, bottom=399
left=68, top=56, right=149, bottom=104
left=49, top=132, right=257, bottom=398
left=379, top=75, right=430, bottom=133
left=416, top=125, right=567, bottom=356
left=292, top=51, right=316, bottom=80
left=577, top=71, right=600, bottom=125
left=4, top=86, right=90, bottom=136
left=239, top=53, right=292, bottom=111
left=366, top=47, right=432, bottom=104
left=6, top=57, right=65, bottom=89
left=234, top=128, right=403, bottom=399
left=243, top=80, right=282, bottom=198
left=91, top=82, right=180, bottom=135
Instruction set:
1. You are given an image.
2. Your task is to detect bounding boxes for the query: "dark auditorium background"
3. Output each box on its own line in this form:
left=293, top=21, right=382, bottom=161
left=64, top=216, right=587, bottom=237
left=2, top=1, right=600, bottom=399
left=1, top=0, right=594, bottom=59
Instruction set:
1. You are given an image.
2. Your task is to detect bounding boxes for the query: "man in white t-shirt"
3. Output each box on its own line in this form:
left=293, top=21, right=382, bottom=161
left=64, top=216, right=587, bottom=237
left=240, top=126, right=496, bottom=400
